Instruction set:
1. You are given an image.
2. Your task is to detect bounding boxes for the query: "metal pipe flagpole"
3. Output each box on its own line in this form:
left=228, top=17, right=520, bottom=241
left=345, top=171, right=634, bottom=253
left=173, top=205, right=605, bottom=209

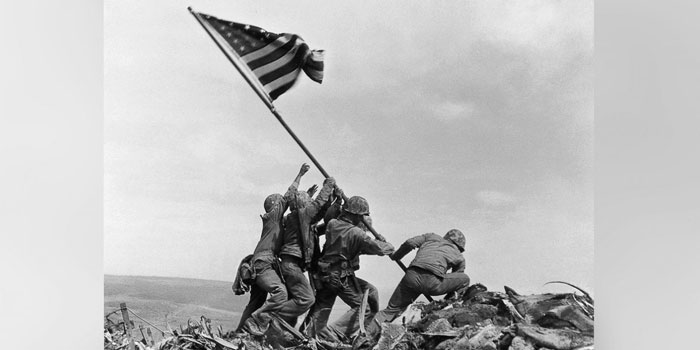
left=188, top=7, right=331, bottom=178
left=188, top=7, right=425, bottom=298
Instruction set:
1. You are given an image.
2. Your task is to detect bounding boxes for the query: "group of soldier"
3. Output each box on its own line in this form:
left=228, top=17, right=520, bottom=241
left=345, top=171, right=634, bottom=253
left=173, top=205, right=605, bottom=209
left=232, top=163, right=472, bottom=344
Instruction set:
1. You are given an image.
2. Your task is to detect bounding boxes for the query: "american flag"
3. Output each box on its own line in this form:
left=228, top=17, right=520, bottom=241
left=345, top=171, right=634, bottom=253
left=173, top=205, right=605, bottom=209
left=195, top=11, right=324, bottom=101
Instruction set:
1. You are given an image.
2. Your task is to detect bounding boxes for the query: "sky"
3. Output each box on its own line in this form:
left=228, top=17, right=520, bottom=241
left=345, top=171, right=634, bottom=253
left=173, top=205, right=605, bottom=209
left=104, top=0, right=593, bottom=298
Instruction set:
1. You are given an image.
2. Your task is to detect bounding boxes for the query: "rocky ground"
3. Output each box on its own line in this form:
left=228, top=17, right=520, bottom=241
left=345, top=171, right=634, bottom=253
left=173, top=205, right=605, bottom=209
left=104, top=282, right=594, bottom=350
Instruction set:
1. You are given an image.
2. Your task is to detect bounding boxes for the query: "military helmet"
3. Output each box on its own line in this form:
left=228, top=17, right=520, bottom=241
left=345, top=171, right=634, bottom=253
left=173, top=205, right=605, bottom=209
left=264, top=193, right=283, bottom=212
left=444, top=229, right=466, bottom=252
left=344, top=196, right=370, bottom=215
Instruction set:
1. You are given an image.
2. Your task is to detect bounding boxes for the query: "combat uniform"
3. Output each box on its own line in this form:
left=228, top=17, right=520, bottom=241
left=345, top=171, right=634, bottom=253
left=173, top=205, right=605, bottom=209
left=236, top=184, right=297, bottom=333
left=367, top=232, right=470, bottom=336
left=306, top=217, right=394, bottom=342
left=276, top=178, right=336, bottom=324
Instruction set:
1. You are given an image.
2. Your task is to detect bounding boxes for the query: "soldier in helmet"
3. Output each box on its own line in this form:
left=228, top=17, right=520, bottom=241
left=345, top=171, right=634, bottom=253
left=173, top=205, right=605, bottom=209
left=274, top=175, right=337, bottom=327
left=237, top=163, right=312, bottom=335
left=304, top=195, right=395, bottom=342
left=365, top=229, right=470, bottom=337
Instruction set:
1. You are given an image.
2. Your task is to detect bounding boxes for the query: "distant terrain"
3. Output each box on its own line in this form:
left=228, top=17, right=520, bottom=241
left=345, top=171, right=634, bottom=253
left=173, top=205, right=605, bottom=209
left=105, top=275, right=246, bottom=340
left=105, top=274, right=354, bottom=342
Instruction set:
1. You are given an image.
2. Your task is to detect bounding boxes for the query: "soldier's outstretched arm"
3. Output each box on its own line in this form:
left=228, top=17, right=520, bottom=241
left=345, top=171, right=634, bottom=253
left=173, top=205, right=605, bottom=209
left=390, top=234, right=427, bottom=261
left=360, top=236, right=395, bottom=256
left=306, top=184, right=318, bottom=197
left=292, top=163, right=310, bottom=189
left=282, top=163, right=310, bottom=204
left=305, top=177, right=336, bottom=216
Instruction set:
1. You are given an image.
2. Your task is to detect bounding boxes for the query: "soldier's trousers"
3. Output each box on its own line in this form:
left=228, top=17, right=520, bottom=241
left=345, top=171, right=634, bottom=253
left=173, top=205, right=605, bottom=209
left=236, top=257, right=287, bottom=331
left=277, top=255, right=315, bottom=325
left=305, top=275, right=379, bottom=342
left=367, top=267, right=470, bottom=335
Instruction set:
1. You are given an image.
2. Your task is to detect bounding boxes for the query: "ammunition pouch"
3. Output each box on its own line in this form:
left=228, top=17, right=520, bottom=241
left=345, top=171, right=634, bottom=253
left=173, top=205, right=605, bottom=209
left=232, top=254, right=255, bottom=295
left=315, top=259, right=355, bottom=290
left=239, top=260, right=256, bottom=284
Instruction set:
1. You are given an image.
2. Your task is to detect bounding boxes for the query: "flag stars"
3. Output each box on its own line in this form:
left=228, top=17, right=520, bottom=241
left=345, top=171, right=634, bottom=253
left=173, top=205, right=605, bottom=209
left=244, top=25, right=250, bottom=30
left=226, top=32, right=232, bottom=38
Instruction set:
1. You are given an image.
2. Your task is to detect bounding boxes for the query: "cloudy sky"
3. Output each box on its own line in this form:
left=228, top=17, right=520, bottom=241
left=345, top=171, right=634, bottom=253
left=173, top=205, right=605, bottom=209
left=105, top=0, right=593, bottom=298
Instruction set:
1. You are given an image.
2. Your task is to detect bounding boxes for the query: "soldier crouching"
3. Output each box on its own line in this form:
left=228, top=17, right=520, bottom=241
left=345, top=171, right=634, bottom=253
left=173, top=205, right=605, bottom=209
left=365, top=229, right=471, bottom=338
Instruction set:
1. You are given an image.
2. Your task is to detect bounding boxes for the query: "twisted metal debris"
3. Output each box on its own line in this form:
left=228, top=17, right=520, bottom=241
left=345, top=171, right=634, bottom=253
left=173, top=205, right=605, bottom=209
left=105, top=283, right=594, bottom=350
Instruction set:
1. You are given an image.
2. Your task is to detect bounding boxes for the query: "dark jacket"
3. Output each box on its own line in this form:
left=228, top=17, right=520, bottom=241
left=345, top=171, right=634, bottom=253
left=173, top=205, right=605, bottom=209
left=393, top=233, right=465, bottom=278
left=279, top=180, right=335, bottom=270
left=319, top=218, right=394, bottom=271
left=252, top=184, right=298, bottom=261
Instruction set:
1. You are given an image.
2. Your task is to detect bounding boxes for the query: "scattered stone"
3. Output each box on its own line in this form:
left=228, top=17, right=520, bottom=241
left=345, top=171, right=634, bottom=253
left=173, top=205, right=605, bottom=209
left=393, top=332, right=425, bottom=350
left=508, top=336, right=535, bottom=350
left=373, top=323, right=407, bottom=350
left=516, top=325, right=593, bottom=350
left=425, top=318, right=454, bottom=334
left=391, top=303, right=423, bottom=326
left=451, top=304, right=500, bottom=327
left=434, top=338, right=457, bottom=350
left=105, top=284, right=593, bottom=350
left=462, top=283, right=488, bottom=302
left=467, top=324, right=502, bottom=350
left=504, top=286, right=593, bottom=334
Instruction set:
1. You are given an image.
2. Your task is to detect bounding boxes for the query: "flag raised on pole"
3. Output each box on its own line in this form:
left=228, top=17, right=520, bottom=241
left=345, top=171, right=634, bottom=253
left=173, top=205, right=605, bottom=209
left=189, top=8, right=324, bottom=101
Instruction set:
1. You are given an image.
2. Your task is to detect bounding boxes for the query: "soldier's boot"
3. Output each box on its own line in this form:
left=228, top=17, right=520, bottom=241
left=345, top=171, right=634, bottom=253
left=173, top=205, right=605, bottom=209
left=265, top=316, right=300, bottom=348
left=242, top=311, right=272, bottom=337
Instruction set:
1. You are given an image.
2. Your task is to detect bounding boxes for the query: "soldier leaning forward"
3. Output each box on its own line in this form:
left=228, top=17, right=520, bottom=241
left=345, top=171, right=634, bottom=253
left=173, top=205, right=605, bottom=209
left=303, top=196, right=395, bottom=343
left=365, top=229, right=471, bottom=338
left=236, top=163, right=310, bottom=336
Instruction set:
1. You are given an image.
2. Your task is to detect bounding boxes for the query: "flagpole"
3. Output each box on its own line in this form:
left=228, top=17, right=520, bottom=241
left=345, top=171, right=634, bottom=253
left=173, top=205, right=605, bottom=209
left=188, top=7, right=331, bottom=178
left=269, top=109, right=331, bottom=178
left=188, top=7, right=275, bottom=110
left=189, top=7, right=426, bottom=300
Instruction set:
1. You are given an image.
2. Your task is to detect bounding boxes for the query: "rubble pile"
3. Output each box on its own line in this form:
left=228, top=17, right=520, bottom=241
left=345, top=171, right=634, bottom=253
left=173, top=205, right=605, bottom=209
left=104, top=283, right=594, bottom=350
left=367, top=283, right=594, bottom=350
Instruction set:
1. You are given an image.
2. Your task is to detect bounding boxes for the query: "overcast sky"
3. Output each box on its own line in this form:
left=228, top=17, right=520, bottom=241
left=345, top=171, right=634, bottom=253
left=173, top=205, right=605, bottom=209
left=104, top=0, right=593, bottom=298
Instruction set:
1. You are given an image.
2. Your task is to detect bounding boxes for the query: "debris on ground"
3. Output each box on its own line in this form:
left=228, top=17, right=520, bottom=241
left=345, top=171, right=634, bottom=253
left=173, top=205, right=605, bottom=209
left=105, top=283, right=594, bottom=350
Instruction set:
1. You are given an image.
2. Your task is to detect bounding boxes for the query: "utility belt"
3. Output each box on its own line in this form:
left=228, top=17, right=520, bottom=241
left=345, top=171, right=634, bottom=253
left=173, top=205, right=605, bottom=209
left=407, top=265, right=444, bottom=280
left=317, top=259, right=354, bottom=276
left=313, top=258, right=359, bottom=291
left=238, top=253, right=286, bottom=288
left=280, top=254, right=304, bottom=266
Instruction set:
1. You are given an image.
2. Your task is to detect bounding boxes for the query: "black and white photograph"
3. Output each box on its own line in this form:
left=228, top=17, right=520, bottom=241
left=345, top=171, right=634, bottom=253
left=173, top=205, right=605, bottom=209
left=103, top=1, right=593, bottom=349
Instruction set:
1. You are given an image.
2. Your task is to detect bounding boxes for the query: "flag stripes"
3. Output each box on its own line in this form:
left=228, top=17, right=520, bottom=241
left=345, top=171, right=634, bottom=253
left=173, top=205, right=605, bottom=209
left=241, top=36, right=293, bottom=64
left=252, top=38, right=302, bottom=75
left=194, top=10, right=324, bottom=101
left=247, top=35, right=299, bottom=70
